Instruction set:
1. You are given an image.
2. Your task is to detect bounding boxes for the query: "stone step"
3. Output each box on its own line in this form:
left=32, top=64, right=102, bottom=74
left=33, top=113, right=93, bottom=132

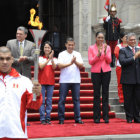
left=110, top=80, right=117, bottom=84
left=111, top=74, right=117, bottom=76
left=111, top=77, right=117, bottom=80
left=109, top=91, right=118, bottom=98
left=111, top=71, right=116, bottom=73
left=109, top=85, right=117, bottom=91
left=110, top=82, right=117, bottom=86
left=111, top=79, right=117, bottom=81
left=116, top=112, right=126, bottom=119
left=85, top=68, right=91, bottom=73
left=110, top=105, right=124, bottom=112
left=109, top=98, right=119, bottom=105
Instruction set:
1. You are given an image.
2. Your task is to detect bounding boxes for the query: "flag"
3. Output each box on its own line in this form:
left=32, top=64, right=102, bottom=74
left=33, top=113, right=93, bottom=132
left=104, top=0, right=110, bottom=12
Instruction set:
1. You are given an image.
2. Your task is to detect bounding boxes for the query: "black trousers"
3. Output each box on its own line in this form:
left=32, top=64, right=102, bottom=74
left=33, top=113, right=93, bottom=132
left=91, top=71, right=111, bottom=120
left=122, top=84, right=140, bottom=121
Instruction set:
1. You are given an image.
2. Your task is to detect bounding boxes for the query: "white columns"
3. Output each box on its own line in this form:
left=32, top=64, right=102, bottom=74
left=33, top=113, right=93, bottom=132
left=73, top=0, right=92, bottom=67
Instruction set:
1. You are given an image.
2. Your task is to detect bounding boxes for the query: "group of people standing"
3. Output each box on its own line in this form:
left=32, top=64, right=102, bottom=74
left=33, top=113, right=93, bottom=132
left=0, top=26, right=84, bottom=139
left=5, top=26, right=85, bottom=127
left=38, top=37, right=84, bottom=125
left=102, top=3, right=140, bottom=124
left=88, top=30, right=140, bottom=125
left=1, top=8, right=140, bottom=139
left=38, top=23, right=140, bottom=126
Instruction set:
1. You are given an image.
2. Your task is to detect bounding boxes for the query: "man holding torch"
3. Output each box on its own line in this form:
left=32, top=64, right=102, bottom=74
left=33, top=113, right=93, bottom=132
left=0, top=47, right=42, bottom=140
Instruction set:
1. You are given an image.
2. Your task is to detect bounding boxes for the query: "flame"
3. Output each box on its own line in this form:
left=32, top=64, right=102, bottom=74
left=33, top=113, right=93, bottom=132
left=28, top=8, right=43, bottom=30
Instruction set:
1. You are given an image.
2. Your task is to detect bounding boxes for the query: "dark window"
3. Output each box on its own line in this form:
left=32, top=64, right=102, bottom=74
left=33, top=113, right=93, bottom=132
left=40, top=0, right=73, bottom=57
left=0, top=0, right=73, bottom=57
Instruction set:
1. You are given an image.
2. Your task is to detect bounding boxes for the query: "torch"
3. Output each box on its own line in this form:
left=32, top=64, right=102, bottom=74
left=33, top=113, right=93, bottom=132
left=29, top=29, right=47, bottom=101
left=28, top=6, right=46, bottom=101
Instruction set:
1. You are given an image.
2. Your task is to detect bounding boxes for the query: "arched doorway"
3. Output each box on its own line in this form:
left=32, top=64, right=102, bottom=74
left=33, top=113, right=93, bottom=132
left=39, top=0, right=73, bottom=57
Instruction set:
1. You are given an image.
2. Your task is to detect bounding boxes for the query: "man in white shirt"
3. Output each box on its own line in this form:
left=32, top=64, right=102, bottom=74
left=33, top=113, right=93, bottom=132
left=57, top=37, right=84, bottom=124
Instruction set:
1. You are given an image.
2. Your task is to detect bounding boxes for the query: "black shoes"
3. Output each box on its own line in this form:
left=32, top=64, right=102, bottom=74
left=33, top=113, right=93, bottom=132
left=75, top=120, right=84, bottom=124
left=41, top=120, right=51, bottom=125
left=104, top=119, right=109, bottom=123
left=59, top=120, right=84, bottom=124
left=41, top=120, right=46, bottom=125
left=127, top=119, right=132, bottom=123
left=126, top=119, right=140, bottom=123
left=59, top=120, right=64, bottom=124
left=94, top=119, right=109, bottom=123
left=46, top=119, right=51, bottom=124
left=134, top=119, right=140, bottom=123
left=94, top=119, right=100, bottom=123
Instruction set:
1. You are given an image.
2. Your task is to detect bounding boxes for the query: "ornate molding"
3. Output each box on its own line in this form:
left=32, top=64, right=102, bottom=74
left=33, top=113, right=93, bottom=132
left=122, top=24, right=140, bottom=34
left=92, top=23, right=104, bottom=33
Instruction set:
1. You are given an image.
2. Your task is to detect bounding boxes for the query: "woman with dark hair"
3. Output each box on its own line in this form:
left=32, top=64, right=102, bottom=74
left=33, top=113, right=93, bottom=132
left=38, top=41, right=57, bottom=124
left=114, top=32, right=127, bottom=103
left=88, top=32, right=111, bottom=123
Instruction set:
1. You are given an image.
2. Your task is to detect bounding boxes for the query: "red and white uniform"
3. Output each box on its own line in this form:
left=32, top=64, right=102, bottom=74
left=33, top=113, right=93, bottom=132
left=114, top=43, right=125, bottom=103
left=0, top=68, right=42, bottom=139
left=38, top=56, right=57, bottom=85
left=103, top=16, right=122, bottom=54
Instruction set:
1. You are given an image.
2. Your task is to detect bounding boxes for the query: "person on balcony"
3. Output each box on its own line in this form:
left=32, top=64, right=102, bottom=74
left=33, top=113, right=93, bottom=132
left=88, top=32, right=111, bottom=123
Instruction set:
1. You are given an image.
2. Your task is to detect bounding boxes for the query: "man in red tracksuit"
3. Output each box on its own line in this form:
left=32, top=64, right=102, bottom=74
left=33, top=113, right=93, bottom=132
left=0, top=46, right=42, bottom=140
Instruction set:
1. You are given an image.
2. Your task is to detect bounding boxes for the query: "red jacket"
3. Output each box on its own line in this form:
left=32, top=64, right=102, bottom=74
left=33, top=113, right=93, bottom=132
left=88, top=44, right=111, bottom=73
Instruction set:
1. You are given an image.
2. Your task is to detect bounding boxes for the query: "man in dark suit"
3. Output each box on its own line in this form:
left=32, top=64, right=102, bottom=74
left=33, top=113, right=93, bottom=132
left=6, top=26, right=35, bottom=79
left=119, top=32, right=140, bottom=123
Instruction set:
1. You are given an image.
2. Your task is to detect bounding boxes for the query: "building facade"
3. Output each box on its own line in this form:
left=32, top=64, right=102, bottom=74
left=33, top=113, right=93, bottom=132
left=73, top=0, right=140, bottom=67
left=1, top=0, right=140, bottom=66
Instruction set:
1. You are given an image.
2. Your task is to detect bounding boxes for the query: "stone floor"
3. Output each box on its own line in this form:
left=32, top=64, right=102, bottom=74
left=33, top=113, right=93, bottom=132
left=29, top=134, right=140, bottom=140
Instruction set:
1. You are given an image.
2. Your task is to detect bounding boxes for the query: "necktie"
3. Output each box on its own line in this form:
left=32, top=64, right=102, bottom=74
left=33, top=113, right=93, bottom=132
left=20, top=42, right=23, bottom=56
left=132, top=47, right=135, bottom=54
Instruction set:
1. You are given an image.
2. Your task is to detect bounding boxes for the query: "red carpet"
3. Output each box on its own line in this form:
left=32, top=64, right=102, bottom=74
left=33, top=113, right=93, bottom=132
left=28, top=67, right=139, bottom=139
left=28, top=67, right=115, bottom=121
left=28, top=118, right=140, bottom=138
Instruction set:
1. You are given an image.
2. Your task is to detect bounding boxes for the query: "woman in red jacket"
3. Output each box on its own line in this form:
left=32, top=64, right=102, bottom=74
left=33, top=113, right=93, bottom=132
left=114, top=32, right=127, bottom=103
left=88, top=32, right=111, bottom=123
left=38, top=41, right=57, bottom=125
